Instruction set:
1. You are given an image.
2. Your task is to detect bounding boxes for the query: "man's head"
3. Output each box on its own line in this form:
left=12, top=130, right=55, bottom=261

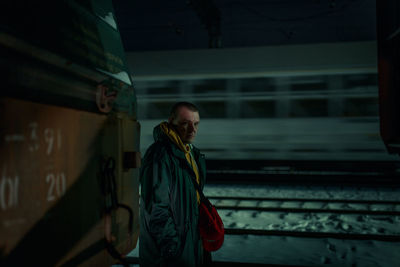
left=168, top=102, right=200, bottom=144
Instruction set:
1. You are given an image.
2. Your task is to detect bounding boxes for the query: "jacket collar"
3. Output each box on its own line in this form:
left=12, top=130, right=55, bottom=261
left=153, top=122, right=198, bottom=160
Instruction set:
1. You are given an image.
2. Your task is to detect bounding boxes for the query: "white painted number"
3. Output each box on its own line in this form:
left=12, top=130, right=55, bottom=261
left=44, top=128, right=62, bottom=155
left=27, top=124, right=62, bottom=154
left=46, top=173, right=66, bottom=202
left=28, top=122, right=39, bottom=152
left=0, top=169, right=19, bottom=210
left=46, top=174, right=56, bottom=202
left=56, top=173, right=66, bottom=197
left=44, top=128, right=54, bottom=155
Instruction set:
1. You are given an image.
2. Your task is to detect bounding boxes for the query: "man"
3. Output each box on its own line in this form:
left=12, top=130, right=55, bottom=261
left=139, top=102, right=208, bottom=267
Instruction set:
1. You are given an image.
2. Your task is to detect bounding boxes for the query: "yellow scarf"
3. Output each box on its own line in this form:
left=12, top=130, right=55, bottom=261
left=160, top=122, right=201, bottom=203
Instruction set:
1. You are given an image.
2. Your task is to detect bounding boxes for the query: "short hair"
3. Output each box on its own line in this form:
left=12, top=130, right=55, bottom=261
left=169, top=102, right=199, bottom=121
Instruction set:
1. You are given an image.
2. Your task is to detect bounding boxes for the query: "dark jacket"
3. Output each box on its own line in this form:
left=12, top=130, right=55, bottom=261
left=139, top=123, right=206, bottom=267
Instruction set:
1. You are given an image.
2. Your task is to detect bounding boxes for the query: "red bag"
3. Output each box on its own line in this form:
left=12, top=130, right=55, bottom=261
left=190, top=175, right=224, bottom=252
left=198, top=197, right=224, bottom=252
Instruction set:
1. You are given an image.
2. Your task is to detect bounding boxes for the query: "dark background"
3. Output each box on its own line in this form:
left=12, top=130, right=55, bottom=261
left=113, top=0, right=377, bottom=51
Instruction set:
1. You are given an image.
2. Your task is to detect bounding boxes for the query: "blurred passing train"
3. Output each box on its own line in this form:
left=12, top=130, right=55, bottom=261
left=128, top=41, right=398, bottom=162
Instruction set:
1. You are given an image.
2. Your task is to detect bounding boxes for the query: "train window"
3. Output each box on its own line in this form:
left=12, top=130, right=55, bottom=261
left=343, top=98, right=379, bottom=117
left=240, top=77, right=275, bottom=92
left=195, top=101, right=226, bottom=118
left=241, top=100, right=275, bottom=118
left=290, top=99, right=328, bottom=117
left=193, top=79, right=226, bottom=94
left=290, top=76, right=327, bottom=91
left=146, top=101, right=175, bottom=119
left=344, top=74, right=378, bottom=89
left=145, top=80, right=181, bottom=94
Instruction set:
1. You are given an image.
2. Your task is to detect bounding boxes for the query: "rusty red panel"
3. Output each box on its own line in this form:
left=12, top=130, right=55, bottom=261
left=0, top=97, right=139, bottom=266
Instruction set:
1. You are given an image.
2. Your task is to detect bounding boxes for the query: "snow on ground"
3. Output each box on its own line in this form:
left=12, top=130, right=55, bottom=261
left=219, top=209, right=400, bottom=236
left=122, top=183, right=400, bottom=266
left=207, top=183, right=400, bottom=266
left=214, top=235, right=400, bottom=267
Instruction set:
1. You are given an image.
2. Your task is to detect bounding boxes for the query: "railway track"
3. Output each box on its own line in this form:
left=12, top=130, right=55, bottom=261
left=207, top=195, right=400, bottom=241
left=224, top=229, right=400, bottom=242
left=208, top=196, right=400, bottom=216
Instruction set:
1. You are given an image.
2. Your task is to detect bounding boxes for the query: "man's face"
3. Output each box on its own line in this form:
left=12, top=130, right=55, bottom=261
left=170, top=106, right=200, bottom=143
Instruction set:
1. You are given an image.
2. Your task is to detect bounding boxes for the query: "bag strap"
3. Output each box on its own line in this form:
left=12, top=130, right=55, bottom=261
left=188, top=176, right=212, bottom=208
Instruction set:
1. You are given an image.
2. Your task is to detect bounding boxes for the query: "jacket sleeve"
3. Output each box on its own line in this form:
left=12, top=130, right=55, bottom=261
left=141, top=150, right=181, bottom=259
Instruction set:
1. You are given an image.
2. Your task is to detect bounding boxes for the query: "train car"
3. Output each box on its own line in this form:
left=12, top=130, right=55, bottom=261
left=377, top=0, right=400, bottom=157
left=0, top=1, right=140, bottom=266
left=127, top=41, right=398, bottom=163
